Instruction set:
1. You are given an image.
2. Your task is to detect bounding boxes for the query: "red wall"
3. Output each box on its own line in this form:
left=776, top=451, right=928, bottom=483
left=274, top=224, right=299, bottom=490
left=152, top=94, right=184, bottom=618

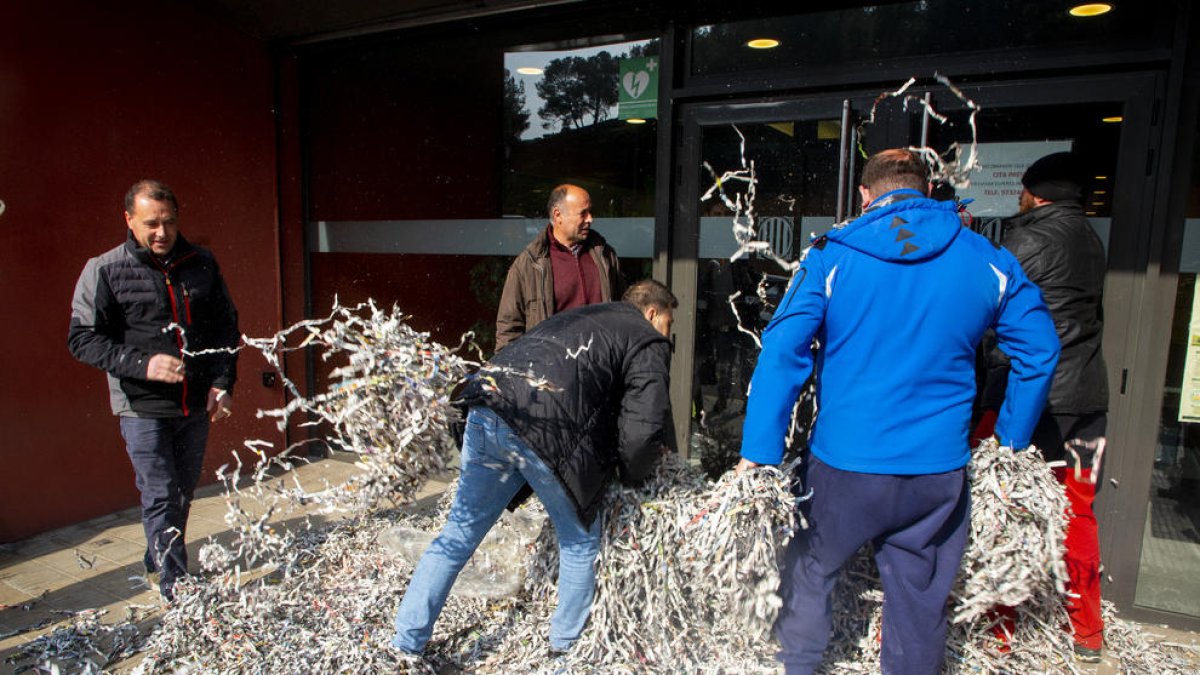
left=0, top=2, right=284, bottom=540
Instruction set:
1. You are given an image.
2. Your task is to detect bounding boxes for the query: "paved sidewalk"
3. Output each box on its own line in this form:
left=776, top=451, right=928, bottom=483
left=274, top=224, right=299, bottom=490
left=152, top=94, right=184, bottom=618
left=0, top=455, right=451, bottom=674
left=3, top=454, right=1199, bottom=674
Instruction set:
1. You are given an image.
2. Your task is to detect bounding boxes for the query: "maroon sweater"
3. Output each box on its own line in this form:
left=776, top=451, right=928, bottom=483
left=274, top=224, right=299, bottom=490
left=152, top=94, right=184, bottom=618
left=548, top=228, right=602, bottom=312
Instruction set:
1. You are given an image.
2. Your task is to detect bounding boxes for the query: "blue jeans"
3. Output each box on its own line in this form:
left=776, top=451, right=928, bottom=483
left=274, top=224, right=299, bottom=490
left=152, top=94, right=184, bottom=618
left=392, top=406, right=602, bottom=653
left=119, top=412, right=210, bottom=596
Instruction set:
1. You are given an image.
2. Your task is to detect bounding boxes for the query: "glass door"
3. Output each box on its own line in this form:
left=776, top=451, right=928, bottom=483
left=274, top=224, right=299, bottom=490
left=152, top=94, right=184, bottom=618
left=670, top=94, right=885, bottom=475
left=1131, top=120, right=1200, bottom=625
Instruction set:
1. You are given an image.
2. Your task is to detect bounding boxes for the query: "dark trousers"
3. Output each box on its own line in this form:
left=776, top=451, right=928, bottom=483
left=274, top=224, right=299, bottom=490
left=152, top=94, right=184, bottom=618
left=119, top=413, right=210, bottom=596
left=776, top=455, right=970, bottom=675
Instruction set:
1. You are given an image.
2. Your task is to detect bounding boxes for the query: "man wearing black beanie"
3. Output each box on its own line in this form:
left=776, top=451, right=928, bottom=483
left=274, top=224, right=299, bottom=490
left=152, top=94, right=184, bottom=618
left=981, top=151, right=1110, bottom=662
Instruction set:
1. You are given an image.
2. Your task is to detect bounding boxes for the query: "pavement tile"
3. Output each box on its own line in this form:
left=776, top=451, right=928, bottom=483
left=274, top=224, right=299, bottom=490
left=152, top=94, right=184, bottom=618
left=85, top=538, right=146, bottom=569
left=0, top=538, right=58, bottom=562
left=41, top=585, right=124, bottom=614
left=185, top=515, right=230, bottom=540
left=86, top=573, right=161, bottom=607
left=0, top=581, right=36, bottom=608
left=24, top=550, right=107, bottom=586
left=101, top=523, right=151, bottom=548
left=44, top=522, right=107, bottom=547
left=2, top=563, right=75, bottom=597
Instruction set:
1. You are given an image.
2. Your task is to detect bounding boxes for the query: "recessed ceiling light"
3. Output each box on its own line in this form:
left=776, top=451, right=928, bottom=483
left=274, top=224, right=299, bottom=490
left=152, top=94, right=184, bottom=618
left=625, top=118, right=648, bottom=125
left=1093, top=190, right=1107, bottom=195
left=1086, top=211, right=1098, bottom=216
left=516, top=67, right=543, bottom=75
left=1091, top=201, right=1105, bottom=206
left=1069, top=3, right=1114, bottom=17
left=747, top=38, right=780, bottom=49
left=1094, top=175, right=1108, bottom=180
left=1102, top=116, right=1123, bottom=123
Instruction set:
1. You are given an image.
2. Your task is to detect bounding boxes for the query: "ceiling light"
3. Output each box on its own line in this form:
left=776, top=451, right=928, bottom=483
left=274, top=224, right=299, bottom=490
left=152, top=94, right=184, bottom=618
left=1091, top=201, right=1105, bottom=206
left=516, top=67, right=543, bottom=75
left=1093, top=190, right=1107, bottom=194
left=1086, top=211, right=1098, bottom=216
left=747, top=38, right=780, bottom=49
left=1094, top=175, right=1108, bottom=180
left=1102, top=116, right=1123, bottom=123
left=1069, top=3, right=1114, bottom=17
left=625, top=118, right=647, bottom=125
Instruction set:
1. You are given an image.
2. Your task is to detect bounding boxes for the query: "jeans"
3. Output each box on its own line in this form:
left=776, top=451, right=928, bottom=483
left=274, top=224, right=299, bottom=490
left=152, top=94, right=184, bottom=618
left=119, top=412, right=210, bottom=597
left=392, top=406, right=602, bottom=653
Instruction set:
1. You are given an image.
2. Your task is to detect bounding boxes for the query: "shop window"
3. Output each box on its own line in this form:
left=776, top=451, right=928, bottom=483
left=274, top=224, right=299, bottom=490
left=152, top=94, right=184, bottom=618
left=502, top=38, right=660, bottom=286
left=303, top=34, right=660, bottom=357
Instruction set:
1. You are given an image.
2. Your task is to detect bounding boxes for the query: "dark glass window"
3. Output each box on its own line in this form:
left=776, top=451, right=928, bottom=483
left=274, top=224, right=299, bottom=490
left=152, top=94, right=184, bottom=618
left=691, top=1, right=1170, bottom=78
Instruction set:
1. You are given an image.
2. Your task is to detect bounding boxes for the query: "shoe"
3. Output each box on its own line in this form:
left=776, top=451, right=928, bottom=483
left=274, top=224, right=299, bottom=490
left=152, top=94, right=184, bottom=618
left=546, top=647, right=570, bottom=674
left=136, top=569, right=161, bottom=591
left=1073, top=644, right=1102, bottom=663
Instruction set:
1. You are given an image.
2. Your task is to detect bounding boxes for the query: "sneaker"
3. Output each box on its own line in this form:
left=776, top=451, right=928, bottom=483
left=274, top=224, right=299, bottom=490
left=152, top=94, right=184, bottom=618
left=1074, top=644, right=1102, bottom=663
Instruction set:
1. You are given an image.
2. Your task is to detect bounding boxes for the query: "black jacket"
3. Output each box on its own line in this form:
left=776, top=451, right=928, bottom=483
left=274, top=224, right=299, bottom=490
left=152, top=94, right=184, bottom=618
left=69, top=233, right=239, bottom=417
left=1000, top=201, right=1108, bottom=414
left=459, top=302, right=672, bottom=525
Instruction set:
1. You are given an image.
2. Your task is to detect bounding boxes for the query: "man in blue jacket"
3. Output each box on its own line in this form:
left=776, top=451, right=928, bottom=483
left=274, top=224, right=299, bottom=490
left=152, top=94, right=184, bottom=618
left=736, top=149, right=1060, bottom=675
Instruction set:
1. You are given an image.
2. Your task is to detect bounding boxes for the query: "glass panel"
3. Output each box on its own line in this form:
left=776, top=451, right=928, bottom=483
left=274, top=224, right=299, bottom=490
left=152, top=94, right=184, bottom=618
left=691, top=1, right=1170, bottom=79
left=923, top=101, right=1122, bottom=250
left=503, top=39, right=660, bottom=301
left=689, top=120, right=842, bottom=475
left=1134, top=115, right=1200, bottom=617
left=303, top=34, right=660, bottom=364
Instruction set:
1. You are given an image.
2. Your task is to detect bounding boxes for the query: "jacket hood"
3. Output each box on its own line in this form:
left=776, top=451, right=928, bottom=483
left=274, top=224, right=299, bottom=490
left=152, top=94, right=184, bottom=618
left=827, top=190, right=962, bottom=262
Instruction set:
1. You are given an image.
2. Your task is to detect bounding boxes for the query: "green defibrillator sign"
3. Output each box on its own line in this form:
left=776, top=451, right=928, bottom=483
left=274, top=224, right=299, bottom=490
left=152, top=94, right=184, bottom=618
left=618, top=56, right=659, bottom=120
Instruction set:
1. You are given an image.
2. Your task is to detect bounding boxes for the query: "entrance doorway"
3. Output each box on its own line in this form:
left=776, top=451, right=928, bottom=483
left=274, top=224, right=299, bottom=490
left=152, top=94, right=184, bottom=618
left=668, top=72, right=1195, bottom=625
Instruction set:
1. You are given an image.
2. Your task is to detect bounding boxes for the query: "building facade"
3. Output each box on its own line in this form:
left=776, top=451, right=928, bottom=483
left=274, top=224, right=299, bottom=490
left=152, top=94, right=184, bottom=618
left=2, top=0, right=1198, bottom=630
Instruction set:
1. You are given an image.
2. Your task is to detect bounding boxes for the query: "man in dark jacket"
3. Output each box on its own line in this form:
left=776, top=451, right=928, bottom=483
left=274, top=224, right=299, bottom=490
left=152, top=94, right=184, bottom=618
left=494, top=184, right=625, bottom=351
left=1001, top=152, right=1110, bottom=662
left=69, top=180, right=239, bottom=599
left=392, top=279, right=675, bottom=656
left=737, top=150, right=1059, bottom=675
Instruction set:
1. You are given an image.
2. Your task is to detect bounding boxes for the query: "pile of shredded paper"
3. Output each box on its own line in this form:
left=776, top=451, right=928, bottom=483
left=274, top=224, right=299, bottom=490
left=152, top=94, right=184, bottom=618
left=9, top=301, right=1199, bottom=674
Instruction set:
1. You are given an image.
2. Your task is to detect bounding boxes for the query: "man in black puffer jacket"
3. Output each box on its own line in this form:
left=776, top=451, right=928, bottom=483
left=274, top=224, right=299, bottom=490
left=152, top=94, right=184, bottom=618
left=392, top=279, right=675, bottom=657
left=987, top=152, right=1109, bottom=662
left=69, top=180, right=239, bottom=600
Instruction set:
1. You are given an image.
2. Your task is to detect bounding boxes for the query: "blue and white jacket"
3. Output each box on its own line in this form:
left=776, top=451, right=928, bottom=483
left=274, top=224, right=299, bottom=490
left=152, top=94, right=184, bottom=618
left=740, top=190, right=1059, bottom=474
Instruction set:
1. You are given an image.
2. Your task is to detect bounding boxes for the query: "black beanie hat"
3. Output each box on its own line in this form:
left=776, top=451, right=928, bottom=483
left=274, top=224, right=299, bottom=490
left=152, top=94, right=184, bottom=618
left=1021, top=152, right=1085, bottom=202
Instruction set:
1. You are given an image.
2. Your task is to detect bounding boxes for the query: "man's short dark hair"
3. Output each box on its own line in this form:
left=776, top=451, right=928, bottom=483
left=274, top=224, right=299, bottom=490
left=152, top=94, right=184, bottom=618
left=125, top=179, right=178, bottom=214
left=546, top=184, right=572, bottom=220
left=622, top=279, right=678, bottom=312
left=861, top=149, right=929, bottom=196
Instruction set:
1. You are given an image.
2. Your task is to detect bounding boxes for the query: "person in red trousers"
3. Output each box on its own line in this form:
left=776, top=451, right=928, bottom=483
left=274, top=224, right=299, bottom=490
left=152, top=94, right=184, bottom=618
left=976, top=152, right=1109, bottom=663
